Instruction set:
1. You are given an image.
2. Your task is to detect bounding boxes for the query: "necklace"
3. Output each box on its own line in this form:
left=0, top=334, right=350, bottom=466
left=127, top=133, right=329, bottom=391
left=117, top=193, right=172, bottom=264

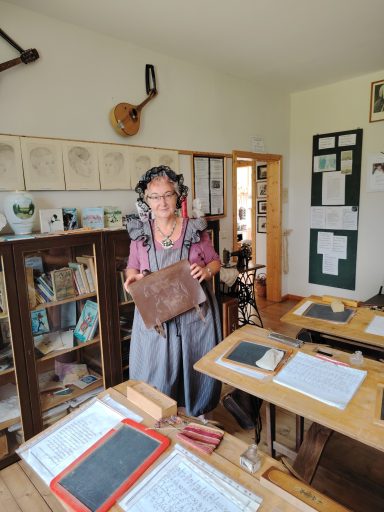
left=155, top=218, right=177, bottom=249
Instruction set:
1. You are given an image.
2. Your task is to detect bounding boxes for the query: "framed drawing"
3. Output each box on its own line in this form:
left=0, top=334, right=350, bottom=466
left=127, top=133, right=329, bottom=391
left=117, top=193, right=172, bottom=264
left=257, top=181, right=267, bottom=198
left=98, top=143, right=131, bottom=190
left=21, top=137, right=65, bottom=190
left=62, top=141, right=100, bottom=190
left=155, top=149, right=179, bottom=171
left=129, top=147, right=157, bottom=189
left=369, top=79, right=384, bottom=123
left=192, top=155, right=226, bottom=218
left=39, top=208, right=64, bottom=233
left=257, top=216, right=267, bottom=233
left=257, top=200, right=267, bottom=214
left=257, top=163, right=267, bottom=180
left=0, top=135, right=25, bottom=190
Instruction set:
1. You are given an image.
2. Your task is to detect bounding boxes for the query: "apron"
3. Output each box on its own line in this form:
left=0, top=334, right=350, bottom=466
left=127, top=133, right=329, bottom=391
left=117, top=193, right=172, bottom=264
left=129, top=219, right=222, bottom=416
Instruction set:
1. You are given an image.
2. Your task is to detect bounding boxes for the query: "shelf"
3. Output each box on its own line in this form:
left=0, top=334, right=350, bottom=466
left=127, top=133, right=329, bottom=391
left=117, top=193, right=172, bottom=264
left=119, top=300, right=134, bottom=306
left=0, top=414, right=21, bottom=432
left=40, top=379, right=104, bottom=412
left=36, top=337, right=100, bottom=363
left=31, top=292, right=97, bottom=311
left=0, top=367, right=15, bottom=378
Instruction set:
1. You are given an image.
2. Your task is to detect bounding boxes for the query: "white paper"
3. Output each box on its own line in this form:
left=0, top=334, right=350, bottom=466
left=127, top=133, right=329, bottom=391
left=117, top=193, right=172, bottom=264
left=317, top=231, right=333, bottom=254
left=318, top=137, right=335, bottom=150
left=340, top=150, right=353, bottom=174
left=322, top=254, right=338, bottom=275
left=342, top=206, right=358, bottom=230
left=18, top=400, right=126, bottom=484
left=119, top=445, right=262, bottom=511
left=293, top=300, right=313, bottom=316
left=325, top=207, right=343, bottom=229
left=215, top=355, right=266, bottom=380
left=338, top=134, right=356, bottom=147
left=365, top=315, right=384, bottom=336
left=314, top=154, right=337, bottom=173
left=366, top=153, right=384, bottom=192
left=273, top=352, right=367, bottom=409
left=331, top=236, right=347, bottom=259
left=322, top=171, right=345, bottom=205
left=310, top=207, right=326, bottom=229
left=194, top=157, right=210, bottom=213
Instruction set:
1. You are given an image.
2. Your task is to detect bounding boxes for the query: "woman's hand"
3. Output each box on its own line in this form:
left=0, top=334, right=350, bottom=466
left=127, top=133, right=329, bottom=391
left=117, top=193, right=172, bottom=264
left=124, top=273, right=144, bottom=292
left=190, top=263, right=210, bottom=283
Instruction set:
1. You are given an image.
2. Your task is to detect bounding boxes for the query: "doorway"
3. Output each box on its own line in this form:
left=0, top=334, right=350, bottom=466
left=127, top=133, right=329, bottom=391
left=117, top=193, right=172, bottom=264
left=232, top=150, right=282, bottom=302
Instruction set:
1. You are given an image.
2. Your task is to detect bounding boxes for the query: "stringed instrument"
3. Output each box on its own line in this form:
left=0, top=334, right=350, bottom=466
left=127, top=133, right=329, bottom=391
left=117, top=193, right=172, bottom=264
left=0, top=28, right=39, bottom=73
left=110, top=64, right=157, bottom=136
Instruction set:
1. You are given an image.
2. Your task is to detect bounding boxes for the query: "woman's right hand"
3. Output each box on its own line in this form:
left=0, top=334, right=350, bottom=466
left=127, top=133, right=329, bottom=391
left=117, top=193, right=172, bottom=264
left=124, top=273, right=144, bottom=292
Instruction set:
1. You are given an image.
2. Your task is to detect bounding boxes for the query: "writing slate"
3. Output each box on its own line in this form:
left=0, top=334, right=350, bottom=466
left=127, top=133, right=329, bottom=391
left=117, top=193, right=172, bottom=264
left=303, top=303, right=354, bottom=324
left=50, top=419, right=170, bottom=512
left=222, top=340, right=291, bottom=374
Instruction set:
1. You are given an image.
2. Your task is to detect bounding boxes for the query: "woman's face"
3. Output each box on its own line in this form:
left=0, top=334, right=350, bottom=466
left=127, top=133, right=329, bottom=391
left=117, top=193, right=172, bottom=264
left=146, top=177, right=177, bottom=220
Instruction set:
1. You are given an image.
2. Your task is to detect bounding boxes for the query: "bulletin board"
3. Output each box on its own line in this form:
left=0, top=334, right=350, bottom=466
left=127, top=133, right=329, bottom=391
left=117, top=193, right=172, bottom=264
left=308, top=128, right=363, bottom=290
left=192, top=155, right=226, bottom=218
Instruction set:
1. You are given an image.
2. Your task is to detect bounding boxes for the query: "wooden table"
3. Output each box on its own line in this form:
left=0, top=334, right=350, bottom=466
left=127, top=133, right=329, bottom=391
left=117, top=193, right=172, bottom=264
left=194, top=324, right=384, bottom=455
left=0, top=383, right=306, bottom=512
left=280, top=295, right=384, bottom=357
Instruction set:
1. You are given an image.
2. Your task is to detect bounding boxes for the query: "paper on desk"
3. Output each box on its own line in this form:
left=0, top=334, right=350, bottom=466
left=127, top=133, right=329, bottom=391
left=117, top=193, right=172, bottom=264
left=293, top=300, right=313, bottom=316
left=215, top=355, right=267, bottom=380
left=119, top=444, right=262, bottom=511
left=365, top=315, right=384, bottom=336
left=273, top=352, right=366, bottom=409
left=17, top=399, right=133, bottom=485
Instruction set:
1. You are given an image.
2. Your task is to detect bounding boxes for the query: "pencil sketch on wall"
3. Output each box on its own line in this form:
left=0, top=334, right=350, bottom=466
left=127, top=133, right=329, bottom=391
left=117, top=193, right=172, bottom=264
left=62, top=141, right=100, bottom=190
left=0, top=135, right=25, bottom=191
left=155, top=150, right=179, bottom=171
left=98, top=144, right=131, bottom=190
left=129, top=147, right=157, bottom=188
left=21, top=138, right=65, bottom=190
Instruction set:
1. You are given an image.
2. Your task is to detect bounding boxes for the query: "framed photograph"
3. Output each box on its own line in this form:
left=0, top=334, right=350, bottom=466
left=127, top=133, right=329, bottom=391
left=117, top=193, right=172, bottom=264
left=257, top=216, right=267, bottom=233
left=257, top=163, right=267, bottom=180
left=257, top=181, right=267, bottom=198
left=369, top=79, right=384, bottom=122
left=257, top=200, right=267, bottom=214
left=98, top=143, right=131, bottom=190
left=21, top=137, right=65, bottom=190
left=39, top=208, right=64, bottom=234
left=0, top=135, right=25, bottom=190
left=62, top=141, right=100, bottom=190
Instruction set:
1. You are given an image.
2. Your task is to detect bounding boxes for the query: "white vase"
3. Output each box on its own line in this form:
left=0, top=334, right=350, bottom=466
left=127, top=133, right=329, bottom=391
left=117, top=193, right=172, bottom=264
left=3, top=191, right=36, bottom=235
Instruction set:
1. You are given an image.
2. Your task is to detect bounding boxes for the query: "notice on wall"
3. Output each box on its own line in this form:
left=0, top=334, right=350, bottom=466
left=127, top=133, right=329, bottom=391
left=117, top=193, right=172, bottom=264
left=322, top=171, right=345, bottom=205
left=314, top=154, right=337, bottom=173
left=317, top=231, right=348, bottom=275
left=338, top=133, right=357, bottom=147
left=318, top=136, right=335, bottom=150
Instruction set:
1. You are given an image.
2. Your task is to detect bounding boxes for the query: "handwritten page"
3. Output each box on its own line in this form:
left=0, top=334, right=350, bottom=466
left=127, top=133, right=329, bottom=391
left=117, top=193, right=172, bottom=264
left=365, top=315, right=384, bottom=336
left=18, top=400, right=126, bottom=484
left=273, top=352, right=366, bottom=409
left=119, top=445, right=262, bottom=511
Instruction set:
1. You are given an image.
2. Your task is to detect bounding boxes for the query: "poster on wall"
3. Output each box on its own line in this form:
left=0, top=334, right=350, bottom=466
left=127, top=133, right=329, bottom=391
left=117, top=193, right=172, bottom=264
left=21, top=138, right=65, bottom=190
left=0, top=135, right=25, bottom=191
left=366, top=153, right=384, bottom=192
left=98, top=144, right=131, bottom=190
left=62, top=141, right=100, bottom=190
left=192, top=155, right=225, bottom=217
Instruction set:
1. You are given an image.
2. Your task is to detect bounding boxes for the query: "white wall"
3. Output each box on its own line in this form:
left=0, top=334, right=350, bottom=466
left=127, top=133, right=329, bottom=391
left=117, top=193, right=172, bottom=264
left=288, top=70, right=384, bottom=301
left=0, top=1, right=290, bottom=260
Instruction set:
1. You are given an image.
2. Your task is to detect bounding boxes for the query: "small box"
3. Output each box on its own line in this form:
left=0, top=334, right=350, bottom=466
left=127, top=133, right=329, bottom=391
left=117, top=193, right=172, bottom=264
left=126, top=380, right=177, bottom=420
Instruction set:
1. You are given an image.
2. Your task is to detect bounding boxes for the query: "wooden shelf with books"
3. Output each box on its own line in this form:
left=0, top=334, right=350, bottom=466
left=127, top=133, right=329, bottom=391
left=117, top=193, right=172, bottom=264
left=30, top=292, right=97, bottom=311
left=36, top=337, right=100, bottom=363
left=40, top=378, right=103, bottom=412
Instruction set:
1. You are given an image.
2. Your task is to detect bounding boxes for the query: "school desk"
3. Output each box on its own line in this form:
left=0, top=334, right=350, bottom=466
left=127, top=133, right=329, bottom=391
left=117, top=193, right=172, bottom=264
left=280, top=295, right=384, bottom=358
left=0, top=383, right=312, bottom=512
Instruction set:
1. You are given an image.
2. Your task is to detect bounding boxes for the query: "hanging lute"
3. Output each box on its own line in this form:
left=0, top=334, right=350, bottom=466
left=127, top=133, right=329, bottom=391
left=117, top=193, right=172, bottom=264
left=0, top=28, right=39, bottom=73
left=110, top=64, right=157, bottom=136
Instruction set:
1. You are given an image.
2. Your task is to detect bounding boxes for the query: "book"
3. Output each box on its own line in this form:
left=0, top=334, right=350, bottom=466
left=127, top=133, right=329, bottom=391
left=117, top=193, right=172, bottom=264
left=104, top=206, right=123, bottom=228
left=31, top=310, right=50, bottom=336
left=39, top=208, right=65, bottom=234
left=74, top=300, right=99, bottom=342
left=81, top=207, right=104, bottom=229
left=68, top=262, right=88, bottom=294
left=62, top=207, right=78, bottom=230
left=50, top=268, right=76, bottom=301
left=0, top=271, right=7, bottom=314
left=76, top=255, right=97, bottom=290
left=24, top=255, right=44, bottom=274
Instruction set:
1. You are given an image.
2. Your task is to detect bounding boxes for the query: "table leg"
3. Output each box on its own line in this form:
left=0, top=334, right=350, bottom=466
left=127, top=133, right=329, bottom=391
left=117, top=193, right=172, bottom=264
left=265, top=402, right=276, bottom=458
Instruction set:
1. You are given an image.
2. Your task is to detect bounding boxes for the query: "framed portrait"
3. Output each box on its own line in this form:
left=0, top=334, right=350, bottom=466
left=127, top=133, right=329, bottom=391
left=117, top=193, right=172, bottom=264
left=129, top=147, right=157, bottom=189
left=257, top=163, right=267, bottom=180
left=257, top=181, right=267, bottom=198
left=98, top=143, right=131, bottom=190
left=0, top=135, right=25, bottom=190
left=257, top=200, right=267, bottom=214
left=62, top=141, right=100, bottom=190
left=21, top=137, right=65, bottom=190
left=257, top=216, right=267, bottom=233
left=369, top=79, right=384, bottom=122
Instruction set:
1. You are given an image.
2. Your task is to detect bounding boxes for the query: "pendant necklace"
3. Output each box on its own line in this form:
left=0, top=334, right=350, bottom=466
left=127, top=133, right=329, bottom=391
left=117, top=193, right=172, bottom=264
left=156, top=218, right=177, bottom=249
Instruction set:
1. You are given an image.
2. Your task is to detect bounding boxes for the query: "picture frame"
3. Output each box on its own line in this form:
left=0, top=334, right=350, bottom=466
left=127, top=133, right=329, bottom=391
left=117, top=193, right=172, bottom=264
left=257, top=200, right=267, bottom=214
left=257, top=163, right=267, bottom=181
left=39, top=208, right=65, bottom=234
left=98, top=143, right=131, bottom=190
left=21, top=137, right=65, bottom=190
left=257, top=181, right=267, bottom=198
left=257, top=216, right=267, bottom=233
left=369, top=79, right=384, bottom=123
left=62, top=141, right=100, bottom=190
left=129, top=147, right=157, bottom=189
left=0, top=135, right=25, bottom=191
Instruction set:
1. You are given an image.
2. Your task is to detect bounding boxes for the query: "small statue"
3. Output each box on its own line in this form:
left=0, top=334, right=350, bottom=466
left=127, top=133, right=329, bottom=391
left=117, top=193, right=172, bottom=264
left=191, top=198, right=204, bottom=218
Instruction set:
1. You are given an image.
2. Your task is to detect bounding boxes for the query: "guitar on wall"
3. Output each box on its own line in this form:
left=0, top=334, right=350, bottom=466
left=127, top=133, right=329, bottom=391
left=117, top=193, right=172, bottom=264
left=110, top=64, right=157, bottom=136
left=0, top=28, right=39, bottom=73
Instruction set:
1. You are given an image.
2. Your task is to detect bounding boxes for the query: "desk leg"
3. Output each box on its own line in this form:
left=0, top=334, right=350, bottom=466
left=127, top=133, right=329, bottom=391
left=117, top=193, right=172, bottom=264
left=265, top=402, right=276, bottom=458
left=295, top=415, right=304, bottom=451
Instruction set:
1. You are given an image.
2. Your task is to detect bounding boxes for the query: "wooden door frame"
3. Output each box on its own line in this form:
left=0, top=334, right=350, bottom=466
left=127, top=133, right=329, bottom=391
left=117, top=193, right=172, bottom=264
left=232, top=150, right=282, bottom=302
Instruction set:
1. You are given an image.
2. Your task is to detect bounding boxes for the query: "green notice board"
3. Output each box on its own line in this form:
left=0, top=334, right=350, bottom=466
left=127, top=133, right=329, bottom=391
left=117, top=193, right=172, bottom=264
left=308, top=129, right=363, bottom=290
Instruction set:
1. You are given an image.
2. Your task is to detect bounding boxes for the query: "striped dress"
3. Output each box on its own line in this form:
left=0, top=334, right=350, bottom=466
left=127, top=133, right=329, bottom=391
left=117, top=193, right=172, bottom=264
left=127, top=217, right=222, bottom=416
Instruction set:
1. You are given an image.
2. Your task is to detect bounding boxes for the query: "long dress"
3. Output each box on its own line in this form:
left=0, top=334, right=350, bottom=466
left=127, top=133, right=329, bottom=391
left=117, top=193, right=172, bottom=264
left=127, top=217, right=222, bottom=416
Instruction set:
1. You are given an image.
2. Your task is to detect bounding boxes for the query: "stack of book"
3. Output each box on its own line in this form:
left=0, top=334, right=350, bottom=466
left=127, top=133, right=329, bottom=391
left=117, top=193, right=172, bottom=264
left=74, top=300, right=99, bottom=343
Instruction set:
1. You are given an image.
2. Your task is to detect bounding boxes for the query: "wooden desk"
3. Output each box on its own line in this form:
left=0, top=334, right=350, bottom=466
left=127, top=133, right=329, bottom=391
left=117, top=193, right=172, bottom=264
left=281, top=296, right=384, bottom=357
left=194, top=324, right=384, bottom=454
left=0, top=383, right=303, bottom=512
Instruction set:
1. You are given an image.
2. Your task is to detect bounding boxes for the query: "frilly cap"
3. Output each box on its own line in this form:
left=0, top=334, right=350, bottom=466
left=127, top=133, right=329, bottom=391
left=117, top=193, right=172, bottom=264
left=135, top=165, right=189, bottom=210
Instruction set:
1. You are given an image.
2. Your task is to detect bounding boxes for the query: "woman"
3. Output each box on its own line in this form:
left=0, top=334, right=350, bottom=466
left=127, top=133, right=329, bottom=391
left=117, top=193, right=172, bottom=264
left=124, top=166, right=222, bottom=417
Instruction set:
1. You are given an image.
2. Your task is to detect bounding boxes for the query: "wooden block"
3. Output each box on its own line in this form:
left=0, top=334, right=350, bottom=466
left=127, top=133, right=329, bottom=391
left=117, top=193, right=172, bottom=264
left=260, top=466, right=350, bottom=511
left=0, top=431, right=8, bottom=458
left=126, top=380, right=177, bottom=420
left=322, top=295, right=358, bottom=308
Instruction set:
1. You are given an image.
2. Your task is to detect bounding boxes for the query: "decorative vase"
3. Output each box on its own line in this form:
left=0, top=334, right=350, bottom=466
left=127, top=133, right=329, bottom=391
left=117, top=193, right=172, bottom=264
left=3, top=191, right=36, bottom=235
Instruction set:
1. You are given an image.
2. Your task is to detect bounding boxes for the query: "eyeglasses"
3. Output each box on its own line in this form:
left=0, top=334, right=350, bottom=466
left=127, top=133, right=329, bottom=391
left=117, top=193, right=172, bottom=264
left=146, top=191, right=176, bottom=202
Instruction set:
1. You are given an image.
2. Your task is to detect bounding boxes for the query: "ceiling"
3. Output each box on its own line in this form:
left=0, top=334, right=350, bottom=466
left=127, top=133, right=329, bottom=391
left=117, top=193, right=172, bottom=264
left=4, top=0, right=384, bottom=92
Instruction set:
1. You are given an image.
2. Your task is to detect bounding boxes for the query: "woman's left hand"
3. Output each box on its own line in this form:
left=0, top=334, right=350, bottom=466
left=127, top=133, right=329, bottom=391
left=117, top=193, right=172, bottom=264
left=190, top=263, right=209, bottom=283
